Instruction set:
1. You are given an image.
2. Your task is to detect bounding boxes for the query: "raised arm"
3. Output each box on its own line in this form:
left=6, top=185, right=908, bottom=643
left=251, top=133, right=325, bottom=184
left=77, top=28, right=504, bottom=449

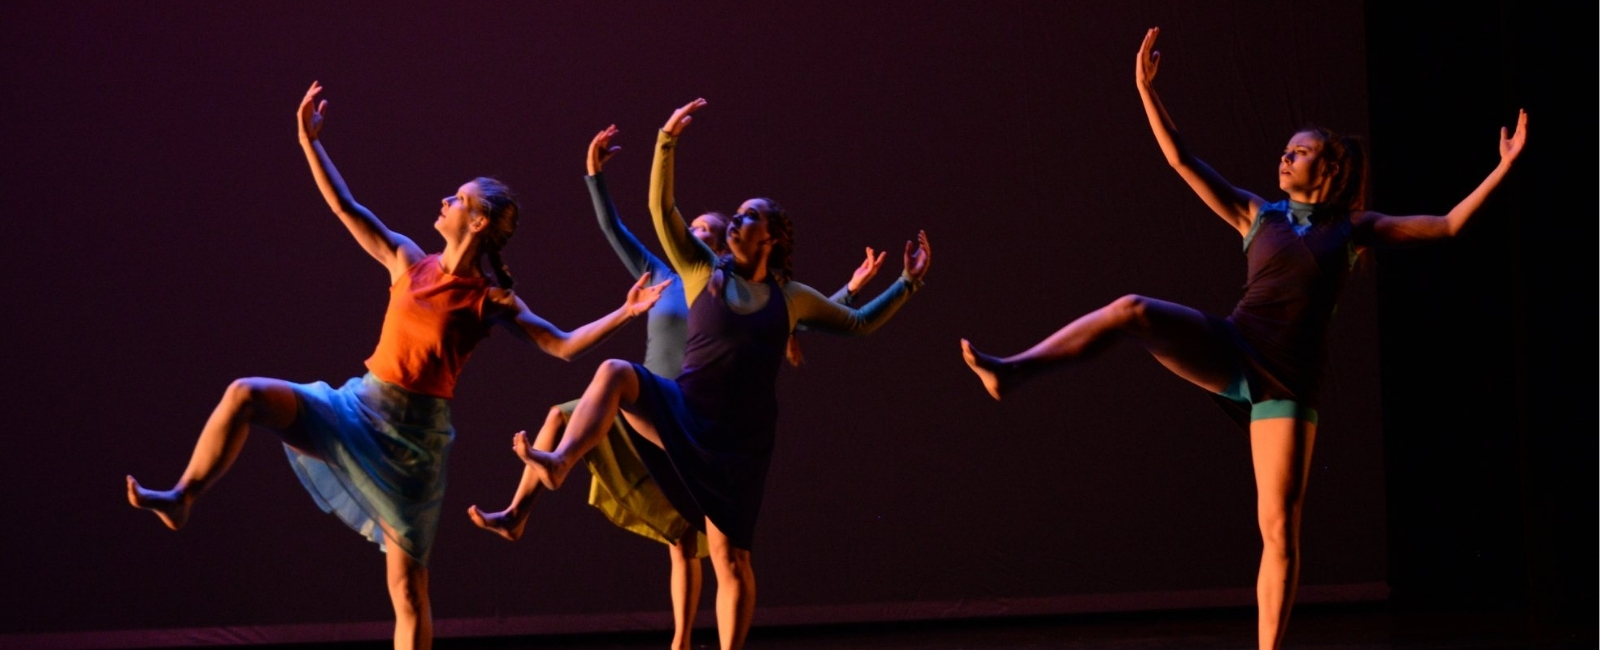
left=586, top=125, right=671, bottom=281
left=788, top=232, right=930, bottom=335
left=1356, top=110, right=1528, bottom=246
left=1136, top=28, right=1265, bottom=236
left=649, top=99, right=717, bottom=303
left=487, top=273, right=671, bottom=360
left=296, top=81, right=423, bottom=280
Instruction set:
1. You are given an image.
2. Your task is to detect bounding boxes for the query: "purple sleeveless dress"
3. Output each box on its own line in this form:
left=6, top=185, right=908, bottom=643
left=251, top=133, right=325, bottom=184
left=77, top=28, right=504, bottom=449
left=1207, top=199, right=1358, bottom=425
left=626, top=265, right=790, bottom=550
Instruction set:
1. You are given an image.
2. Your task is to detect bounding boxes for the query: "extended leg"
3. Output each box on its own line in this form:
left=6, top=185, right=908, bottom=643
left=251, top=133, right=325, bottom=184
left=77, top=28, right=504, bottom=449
left=706, top=518, right=754, bottom=650
left=468, top=405, right=568, bottom=540
left=518, top=360, right=641, bottom=490
left=668, top=536, right=704, bottom=650
left=1250, top=416, right=1316, bottom=650
left=962, top=294, right=1238, bottom=400
left=127, top=377, right=308, bottom=530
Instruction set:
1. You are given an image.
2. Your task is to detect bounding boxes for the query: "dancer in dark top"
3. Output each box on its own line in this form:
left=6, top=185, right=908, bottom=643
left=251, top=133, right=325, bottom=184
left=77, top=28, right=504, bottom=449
left=468, top=125, right=884, bottom=650
left=511, top=98, right=930, bottom=650
left=125, top=82, right=667, bottom=650
left=960, top=28, right=1527, bottom=650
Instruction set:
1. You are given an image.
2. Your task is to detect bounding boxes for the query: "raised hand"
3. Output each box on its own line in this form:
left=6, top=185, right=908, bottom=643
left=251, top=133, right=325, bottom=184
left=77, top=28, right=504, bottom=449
left=588, top=124, right=622, bottom=176
left=624, top=272, right=673, bottom=316
left=847, top=246, right=888, bottom=294
left=663, top=98, right=707, bottom=137
left=1499, top=109, right=1528, bottom=164
left=902, top=230, right=932, bottom=281
left=298, top=81, right=328, bottom=141
left=1136, top=27, right=1161, bottom=88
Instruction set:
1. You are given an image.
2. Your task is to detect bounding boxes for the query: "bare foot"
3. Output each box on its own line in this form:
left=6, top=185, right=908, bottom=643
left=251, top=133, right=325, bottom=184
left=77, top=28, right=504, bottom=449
left=961, top=338, right=1011, bottom=401
left=467, top=504, right=527, bottom=541
left=127, top=476, right=192, bottom=530
left=513, top=431, right=570, bottom=490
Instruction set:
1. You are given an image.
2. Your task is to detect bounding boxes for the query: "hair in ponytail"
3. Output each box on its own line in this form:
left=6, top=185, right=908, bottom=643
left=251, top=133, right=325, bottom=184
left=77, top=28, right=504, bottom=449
left=470, top=176, right=520, bottom=289
left=1297, top=125, right=1370, bottom=214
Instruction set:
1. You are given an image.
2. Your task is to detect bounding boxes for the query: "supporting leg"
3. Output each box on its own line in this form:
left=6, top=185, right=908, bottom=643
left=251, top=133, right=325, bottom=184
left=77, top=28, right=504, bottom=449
left=706, top=518, right=755, bottom=650
left=668, top=536, right=704, bottom=650
left=385, top=532, right=432, bottom=650
left=1250, top=416, right=1316, bottom=650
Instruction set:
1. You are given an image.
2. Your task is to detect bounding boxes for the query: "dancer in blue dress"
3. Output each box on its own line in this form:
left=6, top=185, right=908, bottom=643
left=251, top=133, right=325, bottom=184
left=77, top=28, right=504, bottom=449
left=510, top=98, right=930, bottom=650
left=960, top=28, right=1527, bottom=650
left=468, top=125, right=884, bottom=650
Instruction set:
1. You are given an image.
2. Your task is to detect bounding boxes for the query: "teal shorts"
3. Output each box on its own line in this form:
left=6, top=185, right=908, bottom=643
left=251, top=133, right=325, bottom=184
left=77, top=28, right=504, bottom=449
left=1217, top=371, right=1319, bottom=425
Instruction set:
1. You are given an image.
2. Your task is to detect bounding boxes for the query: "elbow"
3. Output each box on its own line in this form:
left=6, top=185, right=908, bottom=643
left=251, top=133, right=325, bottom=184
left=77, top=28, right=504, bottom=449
left=844, top=319, right=882, bottom=337
left=1438, top=215, right=1467, bottom=239
left=535, top=335, right=580, bottom=362
left=1165, top=146, right=1194, bottom=170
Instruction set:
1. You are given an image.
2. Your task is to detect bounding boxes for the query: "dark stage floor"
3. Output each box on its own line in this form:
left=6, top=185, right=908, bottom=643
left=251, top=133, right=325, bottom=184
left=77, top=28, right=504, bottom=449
left=137, top=603, right=1591, bottom=650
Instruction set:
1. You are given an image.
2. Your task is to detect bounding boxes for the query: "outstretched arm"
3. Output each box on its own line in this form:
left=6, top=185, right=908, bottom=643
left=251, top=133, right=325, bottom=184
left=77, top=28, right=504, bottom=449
left=826, top=246, right=888, bottom=305
left=789, top=232, right=930, bottom=335
left=586, top=125, right=671, bottom=281
left=789, top=246, right=890, bottom=365
left=649, top=99, right=717, bottom=303
left=488, top=274, right=671, bottom=360
left=1357, top=110, right=1528, bottom=245
left=296, top=81, right=423, bottom=280
left=1136, top=28, right=1265, bottom=235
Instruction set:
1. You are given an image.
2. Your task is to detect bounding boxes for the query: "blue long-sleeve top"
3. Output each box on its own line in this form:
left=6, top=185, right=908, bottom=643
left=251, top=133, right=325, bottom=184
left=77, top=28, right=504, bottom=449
left=589, top=173, right=691, bottom=379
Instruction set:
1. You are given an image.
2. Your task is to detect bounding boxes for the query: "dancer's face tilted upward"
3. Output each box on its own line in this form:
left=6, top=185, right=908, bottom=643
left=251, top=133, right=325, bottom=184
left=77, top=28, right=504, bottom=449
left=436, top=181, right=489, bottom=244
left=1277, top=131, right=1336, bottom=199
left=726, top=199, right=775, bottom=262
left=691, top=212, right=730, bottom=255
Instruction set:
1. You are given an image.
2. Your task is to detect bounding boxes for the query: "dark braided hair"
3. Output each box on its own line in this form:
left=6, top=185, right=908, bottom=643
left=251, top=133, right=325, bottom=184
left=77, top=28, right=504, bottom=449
left=754, top=197, right=793, bottom=286
left=748, top=198, right=806, bottom=366
left=469, top=176, right=520, bottom=289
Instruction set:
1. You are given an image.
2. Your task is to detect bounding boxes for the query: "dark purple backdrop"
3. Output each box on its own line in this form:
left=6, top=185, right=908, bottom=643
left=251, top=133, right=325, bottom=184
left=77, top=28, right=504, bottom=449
left=1, top=0, right=1390, bottom=640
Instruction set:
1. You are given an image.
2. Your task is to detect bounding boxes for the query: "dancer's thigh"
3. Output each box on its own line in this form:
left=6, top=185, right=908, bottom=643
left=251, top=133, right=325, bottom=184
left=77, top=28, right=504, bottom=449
left=1130, top=297, right=1240, bottom=394
left=619, top=408, right=666, bottom=450
left=236, top=376, right=315, bottom=452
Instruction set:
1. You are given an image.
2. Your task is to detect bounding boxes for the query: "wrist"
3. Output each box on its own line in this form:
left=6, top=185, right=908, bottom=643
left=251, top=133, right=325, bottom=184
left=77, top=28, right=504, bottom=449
left=898, top=271, right=925, bottom=291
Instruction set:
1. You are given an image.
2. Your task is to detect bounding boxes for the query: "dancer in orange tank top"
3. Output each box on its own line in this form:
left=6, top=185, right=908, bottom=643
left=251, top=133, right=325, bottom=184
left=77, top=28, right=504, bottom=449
left=126, top=81, right=668, bottom=650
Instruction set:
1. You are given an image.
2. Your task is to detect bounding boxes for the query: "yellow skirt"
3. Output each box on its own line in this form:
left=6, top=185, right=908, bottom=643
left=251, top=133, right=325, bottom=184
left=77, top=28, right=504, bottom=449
left=557, top=399, right=709, bottom=558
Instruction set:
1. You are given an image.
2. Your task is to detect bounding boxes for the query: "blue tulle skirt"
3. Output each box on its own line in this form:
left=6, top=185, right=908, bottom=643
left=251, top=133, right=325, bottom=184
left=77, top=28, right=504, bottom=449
left=284, top=373, right=453, bottom=564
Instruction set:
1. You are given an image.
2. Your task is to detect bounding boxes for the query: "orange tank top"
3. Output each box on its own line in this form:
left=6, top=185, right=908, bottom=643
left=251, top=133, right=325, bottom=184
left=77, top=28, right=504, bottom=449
left=364, top=254, right=492, bottom=399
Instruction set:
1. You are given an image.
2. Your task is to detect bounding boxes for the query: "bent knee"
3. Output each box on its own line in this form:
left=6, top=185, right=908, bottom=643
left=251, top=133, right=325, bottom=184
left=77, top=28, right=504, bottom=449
left=1107, top=294, right=1154, bottom=327
left=225, top=377, right=273, bottom=404
left=597, top=359, right=637, bottom=381
left=224, top=378, right=297, bottom=423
